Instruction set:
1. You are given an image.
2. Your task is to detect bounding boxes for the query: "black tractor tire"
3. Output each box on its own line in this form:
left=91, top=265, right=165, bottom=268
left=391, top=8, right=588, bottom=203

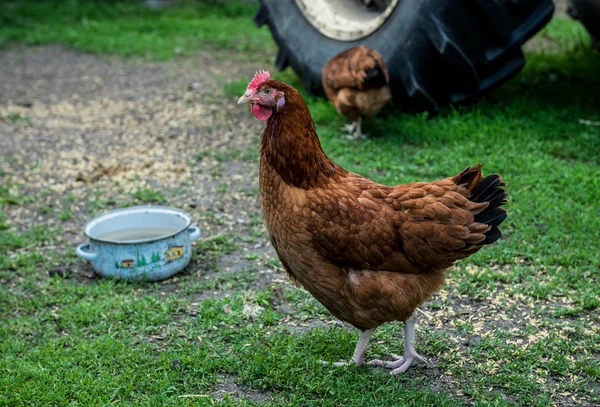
left=254, top=0, right=554, bottom=111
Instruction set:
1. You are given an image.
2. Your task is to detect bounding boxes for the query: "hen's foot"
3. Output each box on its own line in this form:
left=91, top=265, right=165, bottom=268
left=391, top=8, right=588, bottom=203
left=368, top=316, right=428, bottom=374
left=320, top=359, right=362, bottom=367
left=332, top=360, right=357, bottom=367
left=343, top=123, right=357, bottom=133
left=343, top=120, right=367, bottom=140
left=368, top=348, right=427, bottom=374
left=344, top=132, right=367, bottom=140
left=352, top=128, right=367, bottom=140
left=343, top=123, right=358, bottom=140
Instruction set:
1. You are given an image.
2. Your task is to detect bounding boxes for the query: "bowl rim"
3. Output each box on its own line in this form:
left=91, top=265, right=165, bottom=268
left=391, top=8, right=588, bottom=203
left=84, top=205, right=193, bottom=245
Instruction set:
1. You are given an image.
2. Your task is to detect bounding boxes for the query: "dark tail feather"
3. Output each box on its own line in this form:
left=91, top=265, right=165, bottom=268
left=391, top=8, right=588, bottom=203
left=475, top=208, right=507, bottom=227
left=470, top=174, right=504, bottom=203
left=481, top=188, right=506, bottom=211
left=482, top=226, right=502, bottom=245
left=470, top=173, right=508, bottom=245
left=364, top=67, right=388, bottom=88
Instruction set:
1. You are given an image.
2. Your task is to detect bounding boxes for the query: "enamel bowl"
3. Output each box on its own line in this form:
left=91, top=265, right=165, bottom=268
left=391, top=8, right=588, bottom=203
left=76, top=206, right=200, bottom=281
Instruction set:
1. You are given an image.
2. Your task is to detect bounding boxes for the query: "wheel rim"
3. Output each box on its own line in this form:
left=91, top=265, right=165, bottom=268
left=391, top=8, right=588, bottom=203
left=294, top=0, right=400, bottom=41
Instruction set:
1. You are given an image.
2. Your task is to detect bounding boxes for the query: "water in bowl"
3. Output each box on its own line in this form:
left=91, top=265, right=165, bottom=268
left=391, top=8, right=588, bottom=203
left=98, top=227, right=179, bottom=242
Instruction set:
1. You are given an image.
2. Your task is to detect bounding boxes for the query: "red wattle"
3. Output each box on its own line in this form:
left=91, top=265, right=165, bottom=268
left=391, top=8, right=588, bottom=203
left=251, top=103, right=273, bottom=121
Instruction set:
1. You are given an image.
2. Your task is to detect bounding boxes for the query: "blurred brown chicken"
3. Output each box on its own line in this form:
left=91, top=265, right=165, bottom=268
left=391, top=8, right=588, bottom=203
left=238, top=71, right=508, bottom=374
left=322, top=45, right=392, bottom=139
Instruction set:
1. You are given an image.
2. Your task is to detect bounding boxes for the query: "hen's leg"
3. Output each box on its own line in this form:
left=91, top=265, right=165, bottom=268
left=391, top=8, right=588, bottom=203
left=333, top=328, right=375, bottom=367
left=353, top=116, right=366, bottom=139
left=352, top=327, right=375, bottom=366
left=367, top=316, right=427, bottom=374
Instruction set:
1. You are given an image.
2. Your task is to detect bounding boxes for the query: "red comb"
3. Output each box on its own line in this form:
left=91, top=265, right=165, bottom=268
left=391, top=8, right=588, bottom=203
left=248, top=70, right=270, bottom=90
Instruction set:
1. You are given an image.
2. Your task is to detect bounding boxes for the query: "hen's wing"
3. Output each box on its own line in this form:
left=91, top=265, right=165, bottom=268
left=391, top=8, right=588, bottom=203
left=306, top=165, right=507, bottom=274
left=322, top=45, right=389, bottom=93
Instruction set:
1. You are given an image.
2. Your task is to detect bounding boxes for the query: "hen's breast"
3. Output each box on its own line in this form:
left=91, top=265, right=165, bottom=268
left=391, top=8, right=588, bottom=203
left=259, top=158, right=313, bottom=277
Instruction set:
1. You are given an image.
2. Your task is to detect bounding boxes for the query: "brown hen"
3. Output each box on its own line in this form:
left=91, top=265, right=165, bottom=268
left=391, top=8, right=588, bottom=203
left=322, top=45, right=391, bottom=139
left=238, top=71, right=508, bottom=374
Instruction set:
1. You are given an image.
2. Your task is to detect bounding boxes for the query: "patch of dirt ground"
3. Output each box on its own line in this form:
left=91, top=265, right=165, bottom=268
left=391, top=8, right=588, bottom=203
left=0, top=45, right=275, bottom=276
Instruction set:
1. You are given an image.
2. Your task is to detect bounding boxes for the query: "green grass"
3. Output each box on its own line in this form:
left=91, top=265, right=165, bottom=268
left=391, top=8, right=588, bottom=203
left=1, top=112, right=32, bottom=125
left=133, top=187, right=167, bottom=204
left=0, top=182, right=33, bottom=205
left=0, top=0, right=274, bottom=59
left=1, top=2, right=600, bottom=406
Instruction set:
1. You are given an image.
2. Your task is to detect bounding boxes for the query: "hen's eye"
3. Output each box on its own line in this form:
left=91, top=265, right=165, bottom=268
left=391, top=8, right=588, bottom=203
left=263, top=88, right=272, bottom=95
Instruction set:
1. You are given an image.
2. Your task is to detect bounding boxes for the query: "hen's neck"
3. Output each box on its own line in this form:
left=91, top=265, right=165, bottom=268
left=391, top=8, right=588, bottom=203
left=260, top=100, right=346, bottom=190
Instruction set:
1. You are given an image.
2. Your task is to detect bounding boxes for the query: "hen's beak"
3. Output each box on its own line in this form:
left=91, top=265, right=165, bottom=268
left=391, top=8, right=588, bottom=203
left=237, top=92, right=252, bottom=105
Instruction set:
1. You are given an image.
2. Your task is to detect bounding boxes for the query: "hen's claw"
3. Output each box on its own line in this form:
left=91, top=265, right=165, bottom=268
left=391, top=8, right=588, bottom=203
left=368, top=349, right=428, bottom=375
left=367, top=353, right=401, bottom=367
left=343, top=123, right=357, bottom=133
